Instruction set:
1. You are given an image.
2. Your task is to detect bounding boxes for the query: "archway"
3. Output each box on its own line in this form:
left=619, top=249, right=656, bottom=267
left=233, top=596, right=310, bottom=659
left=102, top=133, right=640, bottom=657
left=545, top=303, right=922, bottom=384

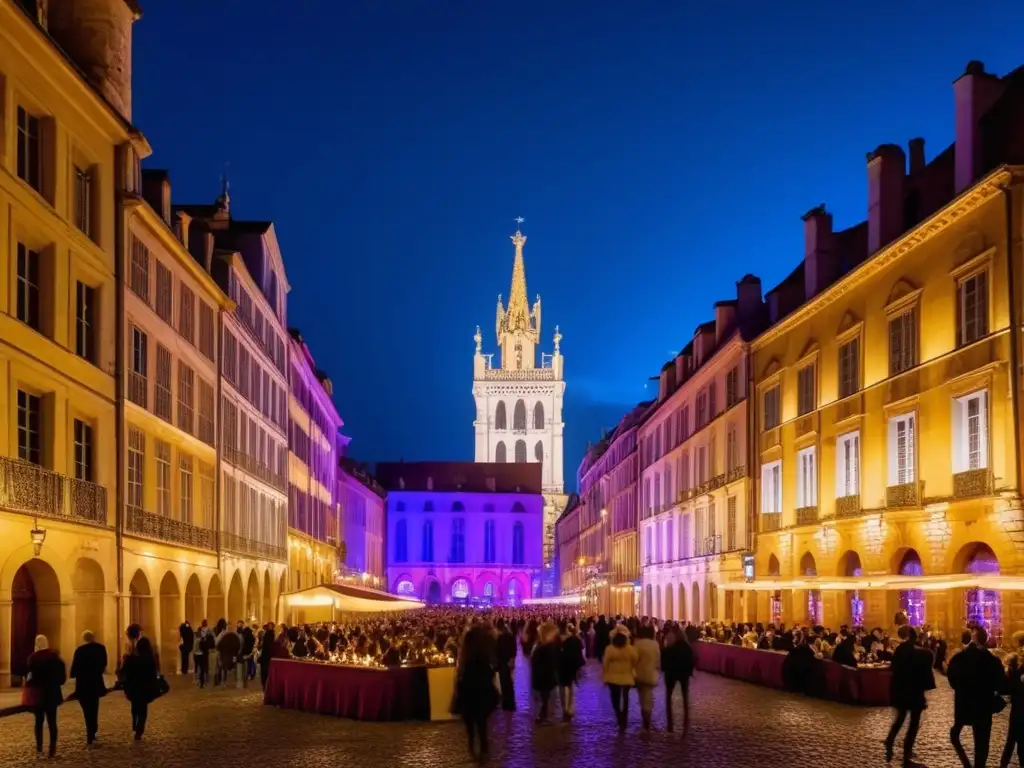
left=800, top=552, right=821, bottom=625
left=158, top=572, right=181, bottom=667
left=451, top=578, right=471, bottom=604
left=207, top=573, right=224, bottom=622
left=893, top=548, right=925, bottom=627
left=678, top=584, right=686, bottom=623
left=128, top=569, right=153, bottom=638
left=72, top=558, right=105, bottom=647
left=262, top=569, right=273, bottom=625
left=837, top=550, right=864, bottom=626
left=691, top=582, right=701, bottom=623
left=664, top=583, right=674, bottom=620
left=246, top=570, right=260, bottom=623
left=227, top=571, right=245, bottom=621
left=956, top=542, right=1001, bottom=644
left=185, top=574, right=203, bottom=627
left=277, top=572, right=287, bottom=624
left=11, top=559, right=61, bottom=680
left=655, top=584, right=662, bottom=619
left=425, top=579, right=442, bottom=605
left=645, top=584, right=652, bottom=616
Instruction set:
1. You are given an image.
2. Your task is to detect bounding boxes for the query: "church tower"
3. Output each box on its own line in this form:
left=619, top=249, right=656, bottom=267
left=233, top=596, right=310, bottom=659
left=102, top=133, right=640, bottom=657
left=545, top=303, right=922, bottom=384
left=473, top=222, right=567, bottom=593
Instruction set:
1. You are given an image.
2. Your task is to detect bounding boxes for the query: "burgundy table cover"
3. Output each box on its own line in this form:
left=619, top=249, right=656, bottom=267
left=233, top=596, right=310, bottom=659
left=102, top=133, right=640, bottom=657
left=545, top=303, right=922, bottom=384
left=263, top=658, right=431, bottom=721
left=695, top=641, right=891, bottom=706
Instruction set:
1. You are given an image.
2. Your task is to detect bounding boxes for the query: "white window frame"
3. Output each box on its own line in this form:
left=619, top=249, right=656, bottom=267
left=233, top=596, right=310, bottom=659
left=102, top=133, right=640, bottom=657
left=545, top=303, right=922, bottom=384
left=887, top=413, right=916, bottom=486
left=953, top=390, right=989, bottom=472
left=958, top=270, right=989, bottom=347
left=796, top=446, right=817, bottom=508
left=761, top=460, right=782, bottom=514
left=836, top=430, right=860, bottom=498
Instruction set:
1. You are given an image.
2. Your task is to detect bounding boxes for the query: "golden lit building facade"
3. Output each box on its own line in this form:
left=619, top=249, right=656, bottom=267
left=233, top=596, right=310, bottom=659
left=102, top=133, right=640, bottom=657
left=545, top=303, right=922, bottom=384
left=554, top=494, right=581, bottom=596
left=639, top=277, right=763, bottom=624
left=747, top=61, right=1024, bottom=641
left=0, top=0, right=144, bottom=681
left=337, top=455, right=386, bottom=586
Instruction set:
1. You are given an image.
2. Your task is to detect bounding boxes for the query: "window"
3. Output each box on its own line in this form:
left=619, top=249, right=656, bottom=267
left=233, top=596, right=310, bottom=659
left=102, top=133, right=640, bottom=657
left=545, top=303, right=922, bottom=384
left=155, top=440, right=171, bottom=517
left=127, top=427, right=145, bottom=510
left=495, top=441, right=506, bottom=463
left=153, top=345, right=172, bottom=421
left=73, top=419, right=93, bottom=482
left=512, top=521, right=525, bottom=564
left=696, top=389, right=708, bottom=428
left=681, top=514, right=691, bottom=560
left=534, top=440, right=543, bottom=462
left=513, top=399, right=526, bottom=430
left=836, top=431, right=860, bottom=498
left=797, top=364, right=816, bottom=415
left=16, top=106, right=41, bottom=192
left=482, top=519, right=496, bottom=563
left=223, top=329, right=237, bottom=383
left=199, top=302, right=215, bottom=360
left=889, top=308, right=917, bottom=375
left=761, top=460, right=781, bottom=514
left=680, top=452, right=690, bottom=493
left=708, top=434, right=717, bottom=477
left=796, top=446, right=817, bottom=508
left=16, top=243, right=40, bottom=331
left=727, top=496, right=738, bottom=551
left=177, top=362, right=194, bottom=433
left=199, top=463, right=214, bottom=528
left=696, top=446, right=707, bottom=485
left=198, top=379, right=215, bottom=446
left=129, top=235, right=150, bottom=303
left=179, top=453, right=193, bottom=524
left=494, top=402, right=507, bottom=430
left=763, top=386, right=780, bottom=430
left=708, top=382, right=717, bottom=418
left=75, top=282, right=96, bottom=363
left=155, top=261, right=173, bottom=323
left=838, top=337, right=860, bottom=399
left=450, top=518, right=466, bottom=563
left=958, top=271, right=988, bottom=346
left=953, top=390, right=989, bottom=472
left=726, top=426, right=738, bottom=472
left=514, top=439, right=527, bottom=463
left=17, top=390, right=42, bottom=465
left=74, top=166, right=92, bottom=237
left=129, top=327, right=148, bottom=408
left=178, top=285, right=195, bottom=344
left=888, top=414, right=915, bottom=485
left=726, top=366, right=739, bottom=407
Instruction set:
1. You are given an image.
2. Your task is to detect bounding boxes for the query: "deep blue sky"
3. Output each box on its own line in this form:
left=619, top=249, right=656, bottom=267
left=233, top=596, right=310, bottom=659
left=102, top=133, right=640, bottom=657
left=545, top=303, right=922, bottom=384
left=134, top=1, right=1022, bottom=490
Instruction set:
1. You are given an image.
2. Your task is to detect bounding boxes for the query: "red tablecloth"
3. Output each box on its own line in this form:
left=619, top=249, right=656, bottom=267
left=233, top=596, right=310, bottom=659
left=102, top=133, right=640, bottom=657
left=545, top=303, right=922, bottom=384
left=263, top=658, right=431, bottom=721
left=695, top=641, right=891, bottom=706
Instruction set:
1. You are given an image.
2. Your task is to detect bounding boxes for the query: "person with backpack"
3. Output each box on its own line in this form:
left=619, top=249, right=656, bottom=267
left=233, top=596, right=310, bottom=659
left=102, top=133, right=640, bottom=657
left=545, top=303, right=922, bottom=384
left=193, top=619, right=214, bottom=688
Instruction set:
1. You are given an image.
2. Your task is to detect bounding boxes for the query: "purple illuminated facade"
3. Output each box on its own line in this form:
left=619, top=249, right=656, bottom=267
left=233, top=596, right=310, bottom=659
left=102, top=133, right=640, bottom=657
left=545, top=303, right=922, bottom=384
left=377, top=462, right=544, bottom=605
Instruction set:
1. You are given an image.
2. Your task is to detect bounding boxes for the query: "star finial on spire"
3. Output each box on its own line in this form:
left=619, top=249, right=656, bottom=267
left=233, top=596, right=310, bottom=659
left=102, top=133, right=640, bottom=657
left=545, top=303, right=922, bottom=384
left=515, top=215, right=525, bottom=230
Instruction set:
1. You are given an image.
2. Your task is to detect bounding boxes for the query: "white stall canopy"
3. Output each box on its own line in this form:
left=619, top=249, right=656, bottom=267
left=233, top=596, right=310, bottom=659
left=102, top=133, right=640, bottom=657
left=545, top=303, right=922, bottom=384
left=283, top=583, right=425, bottom=613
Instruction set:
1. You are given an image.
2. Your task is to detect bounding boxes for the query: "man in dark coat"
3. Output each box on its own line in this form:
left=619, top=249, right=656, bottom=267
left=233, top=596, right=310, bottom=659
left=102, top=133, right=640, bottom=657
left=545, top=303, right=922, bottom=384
left=948, top=626, right=1007, bottom=768
left=884, top=626, right=935, bottom=767
left=594, top=616, right=611, bottom=662
left=832, top=630, right=860, bottom=668
left=70, top=630, right=107, bottom=745
left=494, top=619, right=517, bottom=712
left=178, top=621, right=194, bottom=676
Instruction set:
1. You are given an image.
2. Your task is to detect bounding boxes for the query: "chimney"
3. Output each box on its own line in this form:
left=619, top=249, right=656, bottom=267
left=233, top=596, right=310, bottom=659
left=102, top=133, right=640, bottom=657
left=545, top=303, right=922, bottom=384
left=867, top=144, right=906, bottom=253
left=736, top=274, right=762, bottom=318
left=202, top=232, right=215, bottom=272
left=175, top=210, right=191, bottom=248
left=714, top=301, right=736, bottom=344
left=659, top=363, right=676, bottom=402
left=954, top=61, right=1005, bottom=194
left=802, top=205, right=835, bottom=298
left=675, top=347, right=692, bottom=384
left=48, top=0, right=139, bottom=121
left=908, top=137, right=926, bottom=174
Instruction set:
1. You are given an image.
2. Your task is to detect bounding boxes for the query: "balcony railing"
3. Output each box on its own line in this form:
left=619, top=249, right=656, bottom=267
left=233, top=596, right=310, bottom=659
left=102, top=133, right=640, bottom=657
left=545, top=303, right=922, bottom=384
left=220, top=531, right=287, bottom=562
left=125, top=507, right=215, bottom=550
left=726, top=464, right=746, bottom=483
left=760, top=512, right=782, bottom=533
left=0, top=457, right=108, bottom=526
left=223, top=446, right=288, bottom=492
left=954, top=468, right=993, bottom=499
left=835, top=494, right=862, bottom=519
left=695, top=534, right=723, bottom=557
left=887, top=482, right=919, bottom=509
left=796, top=506, right=818, bottom=526
left=127, top=372, right=147, bottom=408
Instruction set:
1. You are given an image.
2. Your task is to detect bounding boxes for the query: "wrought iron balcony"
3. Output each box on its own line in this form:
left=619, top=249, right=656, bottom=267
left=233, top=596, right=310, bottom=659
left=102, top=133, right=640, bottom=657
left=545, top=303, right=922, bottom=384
left=835, top=494, right=862, bottom=519
left=125, top=506, right=215, bottom=550
left=795, top=506, right=818, bottom=525
left=887, top=482, right=918, bottom=509
left=726, top=465, right=746, bottom=483
left=760, top=512, right=782, bottom=533
left=954, top=468, right=993, bottom=499
left=223, top=446, right=288, bottom=492
left=0, top=457, right=109, bottom=526
left=695, top=534, right=723, bottom=558
left=220, top=531, right=287, bottom=562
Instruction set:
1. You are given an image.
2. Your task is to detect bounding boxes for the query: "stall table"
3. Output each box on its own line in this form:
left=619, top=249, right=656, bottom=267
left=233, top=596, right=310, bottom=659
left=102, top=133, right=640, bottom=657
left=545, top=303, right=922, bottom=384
left=695, top=641, right=891, bottom=706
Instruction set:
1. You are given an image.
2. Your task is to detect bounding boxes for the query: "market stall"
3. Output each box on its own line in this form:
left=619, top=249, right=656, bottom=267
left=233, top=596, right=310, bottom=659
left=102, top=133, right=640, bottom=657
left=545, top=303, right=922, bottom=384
left=280, top=582, right=425, bottom=624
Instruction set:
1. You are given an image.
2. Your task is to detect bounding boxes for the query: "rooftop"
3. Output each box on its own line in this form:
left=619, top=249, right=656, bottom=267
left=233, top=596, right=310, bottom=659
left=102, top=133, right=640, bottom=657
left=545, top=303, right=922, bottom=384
left=374, top=462, right=542, bottom=494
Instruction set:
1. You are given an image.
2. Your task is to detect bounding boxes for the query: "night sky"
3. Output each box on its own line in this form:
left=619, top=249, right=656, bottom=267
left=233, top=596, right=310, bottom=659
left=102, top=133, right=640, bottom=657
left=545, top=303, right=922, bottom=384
left=133, top=1, right=1022, bottom=489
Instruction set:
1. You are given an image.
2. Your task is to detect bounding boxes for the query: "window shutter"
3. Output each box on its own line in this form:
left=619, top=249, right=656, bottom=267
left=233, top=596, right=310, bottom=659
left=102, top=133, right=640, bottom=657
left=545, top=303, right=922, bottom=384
left=952, top=397, right=965, bottom=473
left=906, top=415, right=916, bottom=482
left=979, top=391, right=989, bottom=469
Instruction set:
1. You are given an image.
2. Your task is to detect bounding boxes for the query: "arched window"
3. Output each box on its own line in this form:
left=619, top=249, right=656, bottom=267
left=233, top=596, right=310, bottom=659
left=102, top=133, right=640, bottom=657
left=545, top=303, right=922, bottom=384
left=394, top=519, right=408, bottom=563
left=396, top=580, right=415, bottom=596
left=533, top=401, right=545, bottom=429
left=495, top=402, right=507, bottom=430
left=513, top=400, right=527, bottom=430
left=484, top=520, right=496, bottom=563
left=421, top=521, right=434, bottom=562
left=483, top=582, right=495, bottom=600
left=394, top=501, right=406, bottom=512
left=534, top=440, right=543, bottom=462
left=450, top=518, right=466, bottom=563
left=512, top=521, right=525, bottom=565
left=495, top=442, right=507, bottom=463
left=452, top=501, right=465, bottom=512
left=511, top=501, right=525, bottom=513
left=483, top=502, right=495, bottom=512
left=507, top=580, right=520, bottom=605
left=423, top=500, right=434, bottom=512
left=515, top=440, right=527, bottom=463
left=451, top=578, right=470, bottom=600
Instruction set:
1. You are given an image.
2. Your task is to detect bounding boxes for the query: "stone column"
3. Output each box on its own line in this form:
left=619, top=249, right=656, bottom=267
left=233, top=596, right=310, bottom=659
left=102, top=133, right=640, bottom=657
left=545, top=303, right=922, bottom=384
left=58, top=600, right=76, bottom=660
left=0, top=596, right=11, bottom=684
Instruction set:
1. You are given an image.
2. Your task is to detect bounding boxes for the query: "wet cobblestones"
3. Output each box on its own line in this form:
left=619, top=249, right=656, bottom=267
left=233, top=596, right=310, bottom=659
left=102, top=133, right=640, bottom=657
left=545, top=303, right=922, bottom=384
left=0, top=663, right=1007, bottom=768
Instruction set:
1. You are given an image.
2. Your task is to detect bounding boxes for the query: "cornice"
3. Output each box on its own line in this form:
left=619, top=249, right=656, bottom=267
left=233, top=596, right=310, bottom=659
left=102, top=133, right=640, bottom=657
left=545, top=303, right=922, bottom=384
left=752, top=168, right=1016, bottom=351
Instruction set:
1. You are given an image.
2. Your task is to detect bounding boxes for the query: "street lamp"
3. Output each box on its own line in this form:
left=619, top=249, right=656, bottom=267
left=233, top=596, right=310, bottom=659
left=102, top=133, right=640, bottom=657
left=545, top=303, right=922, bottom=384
left=30, top=521, right=46, bottom=557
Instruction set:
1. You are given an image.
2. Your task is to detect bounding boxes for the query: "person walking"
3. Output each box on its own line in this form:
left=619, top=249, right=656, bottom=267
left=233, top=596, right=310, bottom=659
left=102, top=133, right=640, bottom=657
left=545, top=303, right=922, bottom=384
left=530, top=621, right=560, bottom=725
left=69, top=630, right=108, bottom=746
left=456, top=623, right=498, bottom=763
left=193, top=619, right=213, bottom=688
left=215, top=620, right=240, bottom=687
left=557, top=621, right=585, bottom=722
left=177, top=621, right=194, bottom=676
left=258, top=625, right=276, bottom=690
left=662, top=625, right=695, bottom=731
left=25, top=635, right=66, bottom=758
left=948, top=625, right=1007, bottom=768
left=495, top=618, right=517, bottom=712
left=634, top=623, right=660, bottom=731
left=1000, top=632, right=1024, bottom=768
left=602, top=625, right=638, bottom=732
left=122, top=637, right=159, bottom=741
left=884, top=626, right=934, bottom=767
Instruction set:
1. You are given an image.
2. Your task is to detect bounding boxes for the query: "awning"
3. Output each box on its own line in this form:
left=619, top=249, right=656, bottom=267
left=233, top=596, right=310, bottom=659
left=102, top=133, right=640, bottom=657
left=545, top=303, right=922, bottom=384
left=282, top=583, right=425, bottom=613
left=522, top=593, right=583, bottom=606
left=720, top=573, right=1024, bottom=592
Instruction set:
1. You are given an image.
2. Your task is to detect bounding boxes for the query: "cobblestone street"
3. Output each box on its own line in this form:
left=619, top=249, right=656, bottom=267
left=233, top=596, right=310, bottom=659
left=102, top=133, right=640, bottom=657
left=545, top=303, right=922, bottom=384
left=0, top=662, right=1007, bottom=768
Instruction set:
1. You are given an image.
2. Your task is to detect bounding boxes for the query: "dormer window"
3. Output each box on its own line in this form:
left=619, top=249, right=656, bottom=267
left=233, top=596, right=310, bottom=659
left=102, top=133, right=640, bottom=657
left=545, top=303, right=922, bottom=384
left=426, top=476, right=434, bottom=490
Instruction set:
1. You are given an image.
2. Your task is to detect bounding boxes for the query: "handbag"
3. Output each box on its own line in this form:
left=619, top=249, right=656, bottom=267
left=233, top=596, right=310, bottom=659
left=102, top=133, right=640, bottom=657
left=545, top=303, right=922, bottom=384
left=20, top=685, right=42, bottom=709
left=156, top=675, right=170, bottom=697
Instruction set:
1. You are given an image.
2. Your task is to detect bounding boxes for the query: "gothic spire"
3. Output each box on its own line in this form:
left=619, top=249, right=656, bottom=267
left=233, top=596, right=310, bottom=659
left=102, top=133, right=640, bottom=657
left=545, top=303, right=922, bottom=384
left=504, top=225, right=531, bottom=334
